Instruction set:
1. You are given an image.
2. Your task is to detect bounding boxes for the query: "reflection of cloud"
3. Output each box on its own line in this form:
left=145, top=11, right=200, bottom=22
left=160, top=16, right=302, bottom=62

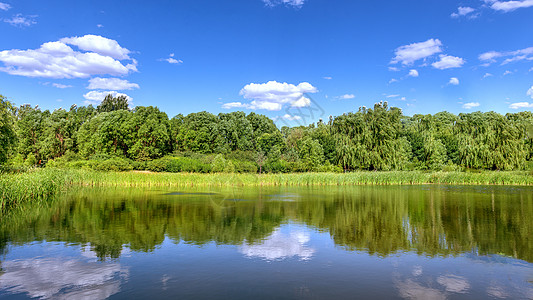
left=487, top=285, right=508, bottom=299
left=239, top=228, right=314, bottom=261
left=437, top=274, right=470, bottom=293
left=412, top=266, right=423, bottom=277
left=395, top=279, right=446, bottom=300
left=0, top=256, right=128, bottom=299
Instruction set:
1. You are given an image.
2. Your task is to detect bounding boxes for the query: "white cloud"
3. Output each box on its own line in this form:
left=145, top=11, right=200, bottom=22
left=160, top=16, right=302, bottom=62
left=97, top=24, right=104, bottom=28
left=385, top=94, right=400, bottom=98
left=60, top=35, right=131, bottom=60
left=389, top=78, right=398, bottom=84
left=4, top=14, right=37, bottom=27
left=52, top=83, right=72, bottom=89
left=222, top=102, right=248, bottom=109
left=432, top=55, right=465, bottom=69
left=0, top=2, right=11, bottom=10
left=234, top=81, right=318, bottom=111
left=337, top=94, right=355, bottom=100
left=483, top=73, right=493, bottom=78
left=479, top=46, right=533, bottom=65
left=323, top=76, right=332, bottom=80
left=281, top=114, right=302, bottom=121
left=527, top=86, right=533, bottom=98
left=490, top=0, right=533, bottom=12
left=159, top=53, right=183, bottom=64
left=388, top=67, right=400, bottom=72
left=391, top=39, right=443, bottom=65
left=503, top=70, right=513, bottom=76
left=408, top=69, right=419, bottom=77
left=509, top=102, right=533, bottom=109
left=0, top=35, right=136, bottom=78
left=263, top=0, right=306, bottom=8
left=451, top=6, right=476, bottom=18
left=462, top=102, right=480, bottom=109
left=449, top=77, right=460, bottom=85
left=83, top=90, right=132, bottom=105
left=88, top=77, right=139, bottom=90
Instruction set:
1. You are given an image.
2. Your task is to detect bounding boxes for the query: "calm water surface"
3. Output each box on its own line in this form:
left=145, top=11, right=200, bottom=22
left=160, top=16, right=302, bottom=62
left=0, top=185, right=532, bottom=299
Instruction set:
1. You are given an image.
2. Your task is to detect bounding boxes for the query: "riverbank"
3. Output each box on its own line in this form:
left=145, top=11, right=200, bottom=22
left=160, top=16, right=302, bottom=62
left=1, top=168, right=531, bottom=211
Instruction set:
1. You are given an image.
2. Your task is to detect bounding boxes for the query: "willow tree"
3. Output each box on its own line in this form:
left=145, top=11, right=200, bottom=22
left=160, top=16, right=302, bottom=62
left=455, top=111, right=528, bottom=170
left=333, top=102, right=411, bottom=171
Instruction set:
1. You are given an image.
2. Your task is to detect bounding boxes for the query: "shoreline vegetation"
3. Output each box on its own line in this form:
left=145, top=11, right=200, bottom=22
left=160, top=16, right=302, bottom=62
left=1, top=168, right=531, bottom=211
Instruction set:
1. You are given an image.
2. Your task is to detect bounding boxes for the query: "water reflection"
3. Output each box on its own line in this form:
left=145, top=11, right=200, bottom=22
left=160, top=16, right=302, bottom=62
left=0, top=245, right=127, bottom=299
left=0, top=185, right=530, bottom=262
left=239, top=226, right=314, bottom=261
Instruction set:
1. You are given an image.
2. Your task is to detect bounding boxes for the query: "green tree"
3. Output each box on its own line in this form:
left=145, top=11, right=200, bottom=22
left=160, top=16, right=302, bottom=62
left=97, top=94, right=129, bottom=113
left=298, top=137, right=325, bottom=171
left=0, top=96, right=17, bottom=164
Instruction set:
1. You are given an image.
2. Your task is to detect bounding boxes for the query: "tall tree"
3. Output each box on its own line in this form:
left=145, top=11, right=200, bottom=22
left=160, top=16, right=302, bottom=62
left=97, top=94, right=129, bottom=113
left=0, top=96, right=16, bottom=164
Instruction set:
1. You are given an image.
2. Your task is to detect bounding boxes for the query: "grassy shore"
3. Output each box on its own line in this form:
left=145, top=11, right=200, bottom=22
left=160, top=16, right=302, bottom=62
left=1, top=168, right=531, bottom=211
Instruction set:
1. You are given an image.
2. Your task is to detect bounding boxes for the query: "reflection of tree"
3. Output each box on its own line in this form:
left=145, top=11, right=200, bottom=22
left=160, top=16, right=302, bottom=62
left=0, top=186, right=531, bottom=262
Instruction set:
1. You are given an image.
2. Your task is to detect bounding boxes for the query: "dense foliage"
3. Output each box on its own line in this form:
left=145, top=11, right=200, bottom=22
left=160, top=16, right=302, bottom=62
left=1, top=94, right=532, bottom=172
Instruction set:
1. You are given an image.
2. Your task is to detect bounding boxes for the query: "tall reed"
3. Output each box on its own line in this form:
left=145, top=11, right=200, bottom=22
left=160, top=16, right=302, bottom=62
left=1, top=169, right=531, bottom=211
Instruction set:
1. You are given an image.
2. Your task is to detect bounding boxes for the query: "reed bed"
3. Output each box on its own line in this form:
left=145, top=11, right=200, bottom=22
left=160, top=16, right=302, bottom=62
left=1, top=168, right=531, bottom=211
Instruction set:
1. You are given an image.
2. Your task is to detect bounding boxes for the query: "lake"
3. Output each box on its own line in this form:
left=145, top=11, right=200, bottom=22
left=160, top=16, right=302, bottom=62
left=0, top=185, right=532, bottom=299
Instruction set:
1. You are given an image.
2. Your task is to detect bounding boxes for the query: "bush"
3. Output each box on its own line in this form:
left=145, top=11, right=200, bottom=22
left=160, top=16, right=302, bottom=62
left=93, top=158, right=133, bottom=172
left=232, top=159, right=258, bottom=173
left=146, top=156, right=212, bottom=173
left=264, top=160, right=289, bottom=173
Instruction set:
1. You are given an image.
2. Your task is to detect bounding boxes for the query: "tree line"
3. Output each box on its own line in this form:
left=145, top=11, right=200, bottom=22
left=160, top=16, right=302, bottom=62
left=1, top=93, right=532, bottom=172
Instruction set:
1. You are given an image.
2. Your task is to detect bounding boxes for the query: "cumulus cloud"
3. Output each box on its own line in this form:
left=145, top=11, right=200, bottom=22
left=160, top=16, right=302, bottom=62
left=490, top=0, right=533, bottom=12
left=0, top=2, right=11, bottom=10
left=509, top=102, right=533, bottom=109
left=449, top=77, right=460, bottom=85
left=225, top=81, right=318, bottom=111
left=451, top=6, right=476, bottom=18
left=281, top=114, right=302, bottom=121
left=408, top=69, right=419, bottom=77
left=159, top=53, right=183, bottom=64
left=83, top=90, right=132, bottom=105
left=528, top=86, right=533, bottom=98
left=0, top=35, right=137, bottom=78
left=88, top=77, right=139, bottom=90
left=432, top=55, right=465, bottom=69
left=503, top=70, right=513, bottom=75
left=389, top=78, right=398, bottom=84
left=391, top=39, right=443, bottom=65
left=479, top=46, right=533, bottom=65
left=4, top=14, right=37, bottom=27
left=60, top=35, right=131, bottom=60
left=337, top=94, right=355, bottom=100
left=483, top=72, right=493, bottom=78
left=263, top=0, right=306, bottom=8
left=222, top=102, right=248, bottom=109
left=462, top=102, right=480, bottom=109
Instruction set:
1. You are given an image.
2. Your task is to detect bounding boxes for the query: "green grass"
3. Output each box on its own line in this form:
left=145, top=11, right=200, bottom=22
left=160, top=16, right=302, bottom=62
left=1, top=168, right=531, bottom=211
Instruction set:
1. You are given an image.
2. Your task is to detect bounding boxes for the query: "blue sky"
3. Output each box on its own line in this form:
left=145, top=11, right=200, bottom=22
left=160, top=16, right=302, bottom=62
left=0, top=0, right=532, bottom=125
